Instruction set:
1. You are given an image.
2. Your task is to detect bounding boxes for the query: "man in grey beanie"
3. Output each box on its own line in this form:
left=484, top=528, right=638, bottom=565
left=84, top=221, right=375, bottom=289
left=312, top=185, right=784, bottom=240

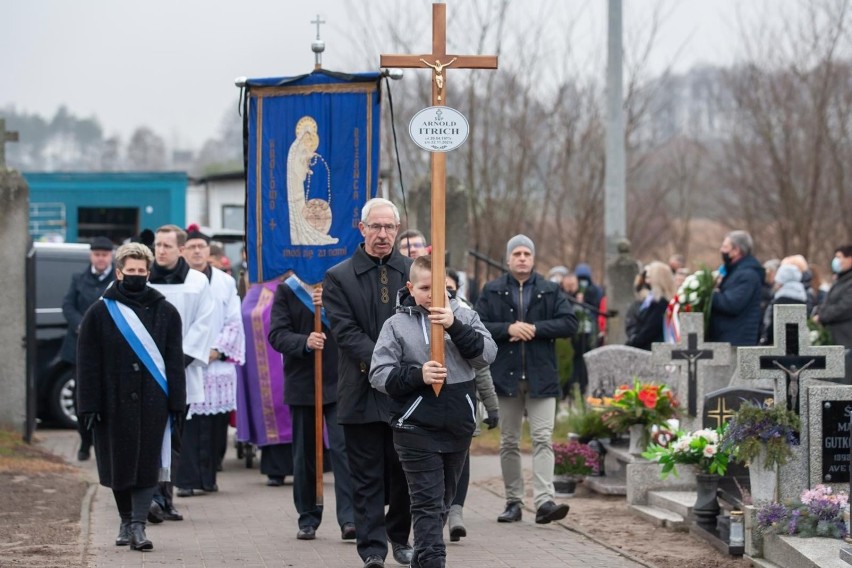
left=475, top=234, right=577, bottom=525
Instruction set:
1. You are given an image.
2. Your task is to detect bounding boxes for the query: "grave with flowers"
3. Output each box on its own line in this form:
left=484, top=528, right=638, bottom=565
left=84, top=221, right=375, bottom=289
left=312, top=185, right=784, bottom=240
left=581, top=345, right=676, bottom=496
left=734, top=304, right=852, bottom=567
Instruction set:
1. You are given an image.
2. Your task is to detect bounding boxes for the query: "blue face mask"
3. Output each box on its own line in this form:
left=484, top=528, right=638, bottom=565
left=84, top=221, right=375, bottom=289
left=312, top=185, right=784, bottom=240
left=831, top=257, right=843, bottom=274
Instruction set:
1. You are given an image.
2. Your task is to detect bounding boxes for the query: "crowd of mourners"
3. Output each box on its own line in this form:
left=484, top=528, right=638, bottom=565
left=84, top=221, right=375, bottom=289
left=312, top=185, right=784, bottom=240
left=64, top=205, right=852, bottom=568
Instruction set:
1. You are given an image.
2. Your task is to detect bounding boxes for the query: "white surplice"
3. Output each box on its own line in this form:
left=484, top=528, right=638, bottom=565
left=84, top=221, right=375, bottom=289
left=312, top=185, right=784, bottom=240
left=189, top=267, right=245, bottom=417
left=149, top=268, right=215, bottom=404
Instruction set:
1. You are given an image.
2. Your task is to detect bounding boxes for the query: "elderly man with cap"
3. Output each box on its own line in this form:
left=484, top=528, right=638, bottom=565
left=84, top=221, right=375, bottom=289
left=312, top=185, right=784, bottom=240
left=475, top=235, right=577, bottom=525
left=174, top=225, right=245, bottom=497
left=61, top=236, right=116, bottom=461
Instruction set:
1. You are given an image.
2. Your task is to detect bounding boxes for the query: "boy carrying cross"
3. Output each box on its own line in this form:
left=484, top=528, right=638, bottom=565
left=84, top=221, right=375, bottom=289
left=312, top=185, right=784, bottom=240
left=370, top=255, right=497, bottom=568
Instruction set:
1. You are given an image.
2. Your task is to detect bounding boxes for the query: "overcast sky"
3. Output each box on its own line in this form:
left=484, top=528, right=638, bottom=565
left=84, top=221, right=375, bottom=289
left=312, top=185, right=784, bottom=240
left=2, top=0, right=765, bottom=150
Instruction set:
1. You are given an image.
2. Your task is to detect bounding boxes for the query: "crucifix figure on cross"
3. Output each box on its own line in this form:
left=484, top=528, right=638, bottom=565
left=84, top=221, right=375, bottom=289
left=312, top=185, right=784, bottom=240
left=759, top=323, right=827, bottom=415
left=771, top=359, right=817, bottom=415
left=418, top=57, right=457, bottom=99
left=672, top=332, right=714, bottom=417
left=380, top=2, right=497, bottom=394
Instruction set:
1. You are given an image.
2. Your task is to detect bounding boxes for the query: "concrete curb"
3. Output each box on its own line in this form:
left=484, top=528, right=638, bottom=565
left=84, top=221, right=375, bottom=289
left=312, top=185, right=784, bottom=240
left=78, top=480, right=97, bottom=567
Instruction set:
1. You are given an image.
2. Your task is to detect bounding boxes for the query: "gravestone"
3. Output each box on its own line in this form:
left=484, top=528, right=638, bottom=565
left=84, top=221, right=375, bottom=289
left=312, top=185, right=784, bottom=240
left=806, top=385, right=852, bottom=493
left=737, top=304, right=847, bottom=501
left=584, top=344, right=674, bottom=398
left=702, top=386, right=773, bottom=505
left=652, top=313, right=733, bottom=432
left=0, top=167, right=29, bottom=434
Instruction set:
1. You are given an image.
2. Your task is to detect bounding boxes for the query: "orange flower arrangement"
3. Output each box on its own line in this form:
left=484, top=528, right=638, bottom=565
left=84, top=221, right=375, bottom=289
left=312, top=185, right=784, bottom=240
left=602, top=379, right=679, bottom=433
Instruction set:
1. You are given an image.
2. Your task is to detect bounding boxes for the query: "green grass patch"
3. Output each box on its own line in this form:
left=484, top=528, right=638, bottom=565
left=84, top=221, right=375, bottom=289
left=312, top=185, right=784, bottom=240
left=0, top=428, right=25, bottom=457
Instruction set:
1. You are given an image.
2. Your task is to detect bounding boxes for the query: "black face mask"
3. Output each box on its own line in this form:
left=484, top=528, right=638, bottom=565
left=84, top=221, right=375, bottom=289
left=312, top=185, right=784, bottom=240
left=721, top=252, right=733, bottom=265
left=121, top=274, right=148, bottom=293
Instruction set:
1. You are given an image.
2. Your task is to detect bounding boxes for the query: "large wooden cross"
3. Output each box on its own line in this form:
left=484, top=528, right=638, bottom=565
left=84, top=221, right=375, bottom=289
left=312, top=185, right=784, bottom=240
left=380, top=2, right=497, bottom=394
left=0, top=119, right=19, bottom=170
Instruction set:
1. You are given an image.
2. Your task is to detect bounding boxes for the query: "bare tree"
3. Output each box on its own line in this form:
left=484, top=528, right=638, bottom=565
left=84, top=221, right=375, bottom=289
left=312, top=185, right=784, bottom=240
left=721, top=0, right=852, bottom=266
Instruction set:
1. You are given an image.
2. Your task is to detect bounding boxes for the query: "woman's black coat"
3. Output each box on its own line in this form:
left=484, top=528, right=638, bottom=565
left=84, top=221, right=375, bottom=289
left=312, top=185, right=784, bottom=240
left=625, top=297, right=669, bottom=351
left=76, top=283, right=186, bottom=490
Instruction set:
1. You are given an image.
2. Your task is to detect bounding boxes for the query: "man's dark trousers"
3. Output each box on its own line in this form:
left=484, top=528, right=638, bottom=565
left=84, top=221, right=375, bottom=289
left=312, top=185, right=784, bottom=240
left=396, top=446, right=468, bottom=568
left=344, top=422, right=411, bottom=561
left=290, top=403, right=354, bottom=530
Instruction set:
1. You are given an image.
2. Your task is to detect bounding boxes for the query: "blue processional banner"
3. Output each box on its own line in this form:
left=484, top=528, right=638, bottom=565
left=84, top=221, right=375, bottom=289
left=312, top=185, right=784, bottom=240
left=244, top=70, right=382, bottom=284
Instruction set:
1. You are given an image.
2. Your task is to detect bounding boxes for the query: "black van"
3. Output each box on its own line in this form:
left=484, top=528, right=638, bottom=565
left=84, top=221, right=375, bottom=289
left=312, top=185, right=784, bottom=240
left=33, top=242, right=91, bottom=428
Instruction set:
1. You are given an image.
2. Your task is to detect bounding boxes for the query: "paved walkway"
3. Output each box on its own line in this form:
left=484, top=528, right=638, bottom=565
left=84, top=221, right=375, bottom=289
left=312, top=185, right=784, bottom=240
left=40, top=428, right=646, bottom=568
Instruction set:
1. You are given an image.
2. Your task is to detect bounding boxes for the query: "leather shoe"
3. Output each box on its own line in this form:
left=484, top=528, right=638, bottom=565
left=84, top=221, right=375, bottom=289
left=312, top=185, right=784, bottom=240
left=77, top=448, right=90, bottom=461
left=202, top=484, right=218, bottom=493
left=297, top=526, right=316, bottom=540
left=266, top=476, right=284, bottom=487
left=497, top=501, right=522, bottom=523
left=176, top=488, right=195, bottom=498
left=535, top=500, right=569, bottom=524
left=391, top=541, right=413, bottom=566
left=129, top=523, right=153, bottom=551
left=341, top=522, right=356, bottom=540
left=147, top=502, right=164, bottom=524
left=363, top=555, right=384, bottom=568
left=161, top=504, right=183, bottom=521
left=115, top=521, right=131, bottom=546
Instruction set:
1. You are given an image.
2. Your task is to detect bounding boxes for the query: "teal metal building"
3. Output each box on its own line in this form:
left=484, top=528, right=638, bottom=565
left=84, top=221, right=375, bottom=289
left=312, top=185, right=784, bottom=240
left=25, top=172, right=187, bottom=244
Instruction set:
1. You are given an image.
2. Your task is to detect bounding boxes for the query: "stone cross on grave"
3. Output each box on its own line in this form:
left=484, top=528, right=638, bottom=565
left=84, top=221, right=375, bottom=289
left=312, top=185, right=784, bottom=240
left=380, top=2, right=497, bottom=394
left=738, top=304, right=845, bottom=415
left=652, top=312, right=730, bottom=419
left=0, top=118, right=20, bottom=170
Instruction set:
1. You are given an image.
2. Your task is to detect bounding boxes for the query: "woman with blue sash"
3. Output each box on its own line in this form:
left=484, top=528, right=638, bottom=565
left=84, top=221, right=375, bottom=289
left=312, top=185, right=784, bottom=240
left=77, top=243, right=186, bottom=552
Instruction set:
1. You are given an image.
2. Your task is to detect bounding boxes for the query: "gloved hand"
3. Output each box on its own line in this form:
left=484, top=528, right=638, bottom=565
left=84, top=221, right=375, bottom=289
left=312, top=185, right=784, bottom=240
left=484, top=413, right=499, bottom=430
left=81, top=412, right=100, bottom=431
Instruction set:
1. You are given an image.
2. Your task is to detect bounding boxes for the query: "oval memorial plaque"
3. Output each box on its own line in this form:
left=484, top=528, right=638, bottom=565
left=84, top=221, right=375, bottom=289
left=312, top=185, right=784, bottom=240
left=408, top=106, right=469, bottom=152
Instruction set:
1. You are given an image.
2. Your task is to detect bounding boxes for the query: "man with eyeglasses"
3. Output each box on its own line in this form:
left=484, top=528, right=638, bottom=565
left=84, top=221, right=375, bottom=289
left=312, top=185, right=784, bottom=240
left=396, top=229, right=428, bottom=259
left=323, top=198, right=413, bottom=568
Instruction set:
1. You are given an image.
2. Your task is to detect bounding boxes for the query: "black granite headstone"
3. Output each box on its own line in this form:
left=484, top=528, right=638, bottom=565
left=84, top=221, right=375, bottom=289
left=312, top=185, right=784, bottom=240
left=821, top=400, right=852, bottom=484
left=702, top=387, right=774, bottom=505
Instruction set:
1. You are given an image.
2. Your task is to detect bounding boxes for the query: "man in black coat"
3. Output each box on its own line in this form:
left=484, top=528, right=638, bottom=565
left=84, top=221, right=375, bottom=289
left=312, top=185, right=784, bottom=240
left=322, top=197, right=413, bottom=568
left=76, top=243, right=186, bottom=551
left=709, top=230, right=765, bottom=346
left=475, top=235, right=577, bottom=526
left=268, top=276, right=355, bottom=542
left=60, top=236, right=115, bottom=461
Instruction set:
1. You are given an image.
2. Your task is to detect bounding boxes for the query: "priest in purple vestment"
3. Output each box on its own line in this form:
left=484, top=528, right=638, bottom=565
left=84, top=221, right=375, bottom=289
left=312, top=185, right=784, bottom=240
left=236, top=281, right=294, bottom=485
